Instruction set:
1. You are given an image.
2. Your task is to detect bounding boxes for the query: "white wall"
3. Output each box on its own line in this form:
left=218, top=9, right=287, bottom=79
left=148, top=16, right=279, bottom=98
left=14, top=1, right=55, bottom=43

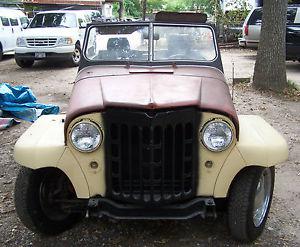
left=102, top=3, right=113, bottom=18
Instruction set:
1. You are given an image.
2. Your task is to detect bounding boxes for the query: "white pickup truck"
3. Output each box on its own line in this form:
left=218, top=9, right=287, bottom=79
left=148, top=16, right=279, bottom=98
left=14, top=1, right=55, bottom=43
left=15, top=10, right=98, bottom=68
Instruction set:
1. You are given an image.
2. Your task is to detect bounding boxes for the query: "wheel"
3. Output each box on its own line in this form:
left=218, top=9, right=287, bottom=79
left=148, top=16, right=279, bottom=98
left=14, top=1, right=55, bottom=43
left=69, top=44, right=81, bottom=67
left=227, top=166, right=275, bottom=242
left=15, top=57, right=34, bottom=68
left=0, top=43, right=3, bottom=61
left=14, top=167, right=85, bottom=235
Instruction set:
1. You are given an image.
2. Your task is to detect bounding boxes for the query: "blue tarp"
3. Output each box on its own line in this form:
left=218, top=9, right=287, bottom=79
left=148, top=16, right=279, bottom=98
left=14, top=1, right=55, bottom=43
left=0, top=83, right=59, bottom=122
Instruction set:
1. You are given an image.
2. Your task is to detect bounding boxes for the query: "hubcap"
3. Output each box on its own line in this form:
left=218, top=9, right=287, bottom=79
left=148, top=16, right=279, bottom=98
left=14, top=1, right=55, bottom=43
left=72, top=48, right=81, bottom=63
left=253, top=168, right=272, bottom=227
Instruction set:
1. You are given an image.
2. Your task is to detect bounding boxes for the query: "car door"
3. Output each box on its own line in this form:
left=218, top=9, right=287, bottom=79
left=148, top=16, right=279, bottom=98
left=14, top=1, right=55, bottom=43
left=247, top=8, right=262, bottom=43
left=10, top=17, right=20, bottom=50
left=286, top=8, right=300, bottom=45
left=77, top=13, right=88, bottom=46
left=0, top=15, right=14, bottom=52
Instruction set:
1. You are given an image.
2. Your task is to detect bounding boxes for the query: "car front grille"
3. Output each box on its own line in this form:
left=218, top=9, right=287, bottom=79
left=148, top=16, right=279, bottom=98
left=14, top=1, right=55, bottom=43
left=26, top=38, right=57, bottom=47
left=103, top=108, right=200, bottom=205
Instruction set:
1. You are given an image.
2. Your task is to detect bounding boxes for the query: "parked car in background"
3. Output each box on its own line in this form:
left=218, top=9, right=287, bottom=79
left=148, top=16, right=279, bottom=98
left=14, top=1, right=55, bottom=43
left=239, top=5, right=300, bottom=61
left=0, top=7, right=29, bottom=60
left=14, top=10, right=95, bottom=68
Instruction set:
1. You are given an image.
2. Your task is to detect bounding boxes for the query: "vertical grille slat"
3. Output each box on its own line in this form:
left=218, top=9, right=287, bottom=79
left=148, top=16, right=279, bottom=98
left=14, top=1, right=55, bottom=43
left=182, top=125, right=186, bottom=194
left=128, top=125, right=132, bottom=196
left=104, top=108, right=200, bottom=205
left=171, top=125, right=175, bottom=197
left=139, top=126, right=143, bottom=200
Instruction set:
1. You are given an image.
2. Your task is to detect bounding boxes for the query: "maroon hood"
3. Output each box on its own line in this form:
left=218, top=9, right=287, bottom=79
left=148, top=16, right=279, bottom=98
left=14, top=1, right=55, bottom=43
left=65, top=66, right=239, bottom=136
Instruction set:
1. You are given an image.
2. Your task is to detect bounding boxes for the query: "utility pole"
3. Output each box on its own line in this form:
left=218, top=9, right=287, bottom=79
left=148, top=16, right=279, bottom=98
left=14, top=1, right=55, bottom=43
left=142, top=0, right=147, bottom=20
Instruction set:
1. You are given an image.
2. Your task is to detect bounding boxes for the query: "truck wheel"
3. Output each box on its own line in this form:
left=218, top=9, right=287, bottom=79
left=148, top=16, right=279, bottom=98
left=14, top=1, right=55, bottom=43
left=69, top=44, right=81, bottom=67
left=228, top=167, right=274, bottom=242
left=14, top=167, right=85, bottom=235
left=15, top=58, right=34, bottom=68
left=0, top=44, right=3, bottom=61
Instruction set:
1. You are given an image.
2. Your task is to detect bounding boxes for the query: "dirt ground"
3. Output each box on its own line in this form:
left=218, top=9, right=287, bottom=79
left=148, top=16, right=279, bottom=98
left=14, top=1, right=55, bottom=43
left=0, top=48, right=299, bottom=246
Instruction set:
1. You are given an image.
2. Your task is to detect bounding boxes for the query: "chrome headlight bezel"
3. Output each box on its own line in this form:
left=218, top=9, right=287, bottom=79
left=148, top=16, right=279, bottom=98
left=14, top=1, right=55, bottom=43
left=70, top=120, right=103, bottom=153
left=200, top=119, right=233, bottom=152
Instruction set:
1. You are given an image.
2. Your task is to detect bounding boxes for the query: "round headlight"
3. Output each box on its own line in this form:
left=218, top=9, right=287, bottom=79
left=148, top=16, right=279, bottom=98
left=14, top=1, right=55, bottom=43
left=201, top=120, right=233, bottom=152
left=70, top=121, right=103, bottom=152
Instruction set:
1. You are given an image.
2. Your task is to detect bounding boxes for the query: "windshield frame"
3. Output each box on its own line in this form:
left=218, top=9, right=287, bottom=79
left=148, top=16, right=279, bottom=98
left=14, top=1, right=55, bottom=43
left=81, top=21, right=222, bottom=71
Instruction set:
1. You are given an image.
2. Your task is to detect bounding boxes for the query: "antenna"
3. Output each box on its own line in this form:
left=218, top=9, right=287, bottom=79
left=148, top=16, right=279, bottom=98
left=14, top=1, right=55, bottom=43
left=231, top=60, right=235, bottom=101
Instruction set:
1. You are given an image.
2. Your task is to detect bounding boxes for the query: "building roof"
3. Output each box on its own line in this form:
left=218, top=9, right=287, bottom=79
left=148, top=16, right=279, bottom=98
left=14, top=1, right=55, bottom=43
left=22, top=0, right=103, bottom=6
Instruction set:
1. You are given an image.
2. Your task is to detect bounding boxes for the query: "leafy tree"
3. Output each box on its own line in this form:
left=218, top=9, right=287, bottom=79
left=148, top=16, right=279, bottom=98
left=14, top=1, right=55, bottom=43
left=124, top=0, right=142, bottom=17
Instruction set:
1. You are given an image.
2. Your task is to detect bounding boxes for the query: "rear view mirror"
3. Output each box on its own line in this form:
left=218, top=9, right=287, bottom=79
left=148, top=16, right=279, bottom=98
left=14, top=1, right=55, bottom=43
left=79, top=22, right=87, bottom=29
left=142, top=30, right=160, bottom=40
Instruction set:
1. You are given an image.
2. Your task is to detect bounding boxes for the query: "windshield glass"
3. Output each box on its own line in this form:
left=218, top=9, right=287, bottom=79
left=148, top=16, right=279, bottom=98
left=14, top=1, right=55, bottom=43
left=85, top=24, right=217, bottom=63
left=29, top=13, right=77, bottom=28
left=154, top=26, right=216, bottom=61
left=86, top=25, right=149, bottom=61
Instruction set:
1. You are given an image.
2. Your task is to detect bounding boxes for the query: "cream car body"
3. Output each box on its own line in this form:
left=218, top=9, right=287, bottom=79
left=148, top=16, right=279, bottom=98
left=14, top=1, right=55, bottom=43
left=13, top=13, right=288, bottom=242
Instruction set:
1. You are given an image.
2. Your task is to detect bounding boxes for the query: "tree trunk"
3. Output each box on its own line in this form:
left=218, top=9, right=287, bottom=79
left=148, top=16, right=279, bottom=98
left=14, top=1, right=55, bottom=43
left=142, top=0, right=147, bottom=21
left=253, top=0, right=287, bottom=92
left=118, top=1, right=125, bottom=20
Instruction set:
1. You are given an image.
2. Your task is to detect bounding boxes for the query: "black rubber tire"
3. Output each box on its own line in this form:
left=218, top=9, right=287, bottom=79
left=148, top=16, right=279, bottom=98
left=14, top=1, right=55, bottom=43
left=14, top=167, right=85, bottom=235
left=69, top=44, right=81, bottom=67
left=227, top=166, right=275, bottom=242
left=0, top=43, right=3, bottom=61
left=15, top=57, right=34, bottom=68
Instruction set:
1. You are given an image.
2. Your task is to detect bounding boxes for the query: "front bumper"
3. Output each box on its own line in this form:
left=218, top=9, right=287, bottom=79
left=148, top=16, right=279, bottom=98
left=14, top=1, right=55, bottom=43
left=238, top=38, right=259, bottom=48
left=15, top=45, right=74, bottom=60
left=15, top=52, right=73, bottom=60
left=87, top=197, right=216, bottom=220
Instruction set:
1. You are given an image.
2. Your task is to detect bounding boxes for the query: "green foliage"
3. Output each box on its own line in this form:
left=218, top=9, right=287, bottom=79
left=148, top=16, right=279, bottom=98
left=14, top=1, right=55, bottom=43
left=115, top=0, right=249, bottom=24
left=124, top=0, right=142, bottom=17
left=221, top=0, right=251, bottom=26
left=113, top=0, right=142, bottom=18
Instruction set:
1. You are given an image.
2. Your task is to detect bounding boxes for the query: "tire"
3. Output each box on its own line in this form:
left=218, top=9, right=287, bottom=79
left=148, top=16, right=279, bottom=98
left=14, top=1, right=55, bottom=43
left=14, top=167, right=85, bottom=235
left=15, top=57, right=34, bottom=68
left=227, top=166, right=275, bottom=242
left=0, top=43, right=3, bottom=61
left=69, top=44, right=81, bottom=67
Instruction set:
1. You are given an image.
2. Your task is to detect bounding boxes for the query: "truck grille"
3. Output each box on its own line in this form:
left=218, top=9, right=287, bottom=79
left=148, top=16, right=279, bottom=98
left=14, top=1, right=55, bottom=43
left=103, top=108, right=200, bottom=205
left=26, top=38, right=57, bottom=47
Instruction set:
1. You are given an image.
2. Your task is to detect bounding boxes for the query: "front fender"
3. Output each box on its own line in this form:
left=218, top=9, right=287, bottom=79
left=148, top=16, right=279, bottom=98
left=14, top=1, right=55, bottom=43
left=214, top=115, right=288, bottom=198
left=14, top=115, right=90, bottom=198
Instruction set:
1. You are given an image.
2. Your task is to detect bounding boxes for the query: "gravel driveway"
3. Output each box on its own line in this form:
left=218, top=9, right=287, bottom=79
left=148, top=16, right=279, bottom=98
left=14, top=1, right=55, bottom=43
left=0, top=49, right=299, bottom=246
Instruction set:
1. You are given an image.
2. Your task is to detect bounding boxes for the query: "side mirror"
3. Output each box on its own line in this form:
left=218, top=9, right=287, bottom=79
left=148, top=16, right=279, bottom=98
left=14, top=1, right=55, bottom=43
left=79, top=22, right=87, bottom=29
left=22, top=23, right=28, bottom=29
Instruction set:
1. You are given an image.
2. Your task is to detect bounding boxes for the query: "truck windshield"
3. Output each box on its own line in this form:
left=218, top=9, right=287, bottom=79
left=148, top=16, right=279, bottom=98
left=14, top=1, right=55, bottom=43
left=85, top=23, right=217, bottom=63
left=29, top=13, right=77, bottom=28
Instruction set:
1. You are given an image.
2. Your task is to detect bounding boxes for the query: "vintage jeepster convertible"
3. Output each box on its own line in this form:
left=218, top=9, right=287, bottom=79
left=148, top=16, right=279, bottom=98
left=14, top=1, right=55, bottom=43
left=13, top=13, right=288, bottom=242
